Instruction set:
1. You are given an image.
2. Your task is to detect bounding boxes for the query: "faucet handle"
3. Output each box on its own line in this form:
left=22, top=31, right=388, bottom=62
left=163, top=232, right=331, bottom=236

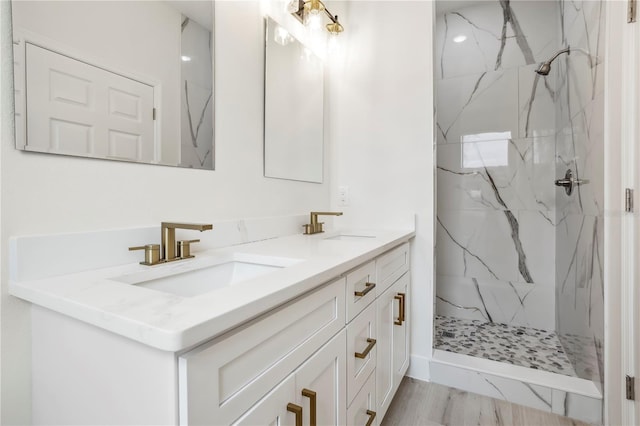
left=304, top=211, right=342, bottom=235
left=177, top=239, right=200, bottom=259
left=129, top=244, right=161, bottom=266
left=302, top=222, right=324, bottom=235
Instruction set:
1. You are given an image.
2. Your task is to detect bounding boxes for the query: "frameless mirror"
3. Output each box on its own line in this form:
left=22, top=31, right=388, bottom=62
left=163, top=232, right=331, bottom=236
left=264, top=16, right=324, bottom=183
left=11, top=0, right=214, bottom=169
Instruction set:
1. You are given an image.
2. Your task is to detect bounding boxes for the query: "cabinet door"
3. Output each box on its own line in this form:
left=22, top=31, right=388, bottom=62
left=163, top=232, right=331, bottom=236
left=346, top=371, right=377, bottom=426
left=179, top=278, right=345, bottom=425
left=392, top=273, right=410, bottom=386
left=295, top=330, right=347, bottom=426
left=233, top=375, right=296, bottom=426
left=376, top=272, right=410, bottom=419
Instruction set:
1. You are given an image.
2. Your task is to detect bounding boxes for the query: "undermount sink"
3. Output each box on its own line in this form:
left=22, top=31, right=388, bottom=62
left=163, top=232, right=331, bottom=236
left=324, top=234, right=376, bottom=241
left=110, top=253, right=300, bottom=297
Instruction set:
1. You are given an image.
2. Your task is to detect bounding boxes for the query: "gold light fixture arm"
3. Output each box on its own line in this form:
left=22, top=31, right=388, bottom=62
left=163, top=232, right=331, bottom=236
left=291, top=0, right=345, bottom=35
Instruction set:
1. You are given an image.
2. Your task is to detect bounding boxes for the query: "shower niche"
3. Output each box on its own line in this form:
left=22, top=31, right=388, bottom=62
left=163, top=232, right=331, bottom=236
left=432, top=1, right=605, bottom=423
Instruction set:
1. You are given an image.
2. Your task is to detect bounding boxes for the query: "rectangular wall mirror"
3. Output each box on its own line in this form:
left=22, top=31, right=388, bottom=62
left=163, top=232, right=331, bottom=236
left=12, top=0, right=214, bottom=170
left=263, top=16, right=324, bottom=183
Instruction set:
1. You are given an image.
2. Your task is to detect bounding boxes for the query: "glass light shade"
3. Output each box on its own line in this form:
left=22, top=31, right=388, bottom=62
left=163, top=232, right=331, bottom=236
left=307, top=13, right=322, bottom=31
left=326, top=21, right=343, bottom=35
left=304, top=0, right=325, bottom=15
left=327, top=34, right=339, bottom=54
left=285, top=0, right=299, bottom=14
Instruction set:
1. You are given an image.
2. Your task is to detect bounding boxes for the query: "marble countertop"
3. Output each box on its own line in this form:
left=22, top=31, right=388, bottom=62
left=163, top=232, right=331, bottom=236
left=9, top=228, right=414, bottom=352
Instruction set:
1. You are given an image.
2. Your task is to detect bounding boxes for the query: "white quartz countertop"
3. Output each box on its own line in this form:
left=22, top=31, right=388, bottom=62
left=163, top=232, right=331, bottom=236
left=10, top=228, right=414, bottom=352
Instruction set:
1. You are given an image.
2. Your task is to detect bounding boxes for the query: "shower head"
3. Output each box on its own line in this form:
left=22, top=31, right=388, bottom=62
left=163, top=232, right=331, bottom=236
left=535, top=62, right=552, bottom=76
left=535, top=46, right=570, bottom=76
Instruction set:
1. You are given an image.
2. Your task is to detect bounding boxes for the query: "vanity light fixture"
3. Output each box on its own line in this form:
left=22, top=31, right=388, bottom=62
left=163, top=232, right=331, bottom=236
left=305, top=0, right=324, bottom=15
left=181, top=55, right=192, bottom=62
left=290, top=0, right=344, bottom=36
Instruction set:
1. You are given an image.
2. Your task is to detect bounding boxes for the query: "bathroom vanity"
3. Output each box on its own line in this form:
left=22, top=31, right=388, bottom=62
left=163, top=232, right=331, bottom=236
left=10, top=222, right=413, bottom=425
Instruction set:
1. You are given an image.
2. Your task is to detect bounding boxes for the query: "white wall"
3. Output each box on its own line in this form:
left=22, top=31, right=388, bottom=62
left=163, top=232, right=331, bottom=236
left=0, top=1, right=331, bottom=423
left=328, top=1, right=434, bottom=380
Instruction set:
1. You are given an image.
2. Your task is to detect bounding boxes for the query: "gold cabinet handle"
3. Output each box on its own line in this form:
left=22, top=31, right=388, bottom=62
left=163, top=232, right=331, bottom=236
left=302, top=389, right=317, bottom=426
left=394, top=293, right=405, bottom=325
left=287, top=403, right=303, bottom=426
left=365, top=409, right=377, bottom=426
left=354, top=282, right=376, bottom=297
left=355, top=338, right=377, bottom=359
left=399, top=292, right=406, bottom=323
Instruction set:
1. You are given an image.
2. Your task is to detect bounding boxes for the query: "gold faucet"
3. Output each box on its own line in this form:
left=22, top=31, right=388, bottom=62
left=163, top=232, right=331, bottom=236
left=129, top=222, right=212, bottom=265
left=161, top=222, right=213, bottom=261
left=303, top=211, right=343, bottom=235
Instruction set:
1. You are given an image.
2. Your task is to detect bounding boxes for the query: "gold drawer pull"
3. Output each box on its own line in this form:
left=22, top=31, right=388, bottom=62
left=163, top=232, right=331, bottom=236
left=302, top=389, right=317, bottom=426
left=394, top=293, right=405, bottom=325
left=287, top=403, right=302, bottom=426
left=355, top=338, right=377, bottom=359
left=355, top=282, right=376, bottom=297
left=365, top=409, right=377, bottom=426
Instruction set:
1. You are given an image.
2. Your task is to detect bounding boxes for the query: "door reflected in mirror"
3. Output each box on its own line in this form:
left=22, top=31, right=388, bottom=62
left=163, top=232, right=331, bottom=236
left=264, top=16, right=324, bottom=183
left=12, top=0, right=214, bottom=170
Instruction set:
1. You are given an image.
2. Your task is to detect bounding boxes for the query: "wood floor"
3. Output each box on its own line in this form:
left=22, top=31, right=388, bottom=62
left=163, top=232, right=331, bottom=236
left=381, top=378, right=590, bottom=426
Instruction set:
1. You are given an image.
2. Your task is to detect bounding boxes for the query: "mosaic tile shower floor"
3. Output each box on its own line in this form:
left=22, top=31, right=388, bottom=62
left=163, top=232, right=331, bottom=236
left=434, top=316, right=577, bottom=377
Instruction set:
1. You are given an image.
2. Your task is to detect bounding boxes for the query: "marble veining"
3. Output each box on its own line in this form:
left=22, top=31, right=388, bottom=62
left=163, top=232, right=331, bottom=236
left=435, top=316, right=577, bottom=377
left=555, top=0, right=605, bottom=394
left=495, top=0, right=535, bottom=69
left=485, top=169, right=533, bottom=283
left=436, top=0, right=560, bottom=334
left=382, top=379, right=590, bottom=426
left=436, top=5, right=604, bottom=415
left=180, top=16, right=214, bottom=169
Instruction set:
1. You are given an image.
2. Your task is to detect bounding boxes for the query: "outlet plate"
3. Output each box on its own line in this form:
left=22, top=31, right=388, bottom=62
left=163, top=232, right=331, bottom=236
left=338, top=186, right=349, bottom=206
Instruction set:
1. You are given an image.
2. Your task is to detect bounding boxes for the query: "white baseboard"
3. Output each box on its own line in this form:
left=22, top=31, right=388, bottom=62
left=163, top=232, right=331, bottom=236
left=405, top=353, right=430, bottom=381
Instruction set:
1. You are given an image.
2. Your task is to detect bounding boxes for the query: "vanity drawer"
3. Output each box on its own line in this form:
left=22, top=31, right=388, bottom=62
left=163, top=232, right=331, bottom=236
left=346, top=261, right=377, bottom=322
left=347, top=301, right=377, bottom=405
left=375, top=242, right=410, bottom=294
left=178, top=278, right=346, bottom=426
left=347, top=371, right=378, bottom=426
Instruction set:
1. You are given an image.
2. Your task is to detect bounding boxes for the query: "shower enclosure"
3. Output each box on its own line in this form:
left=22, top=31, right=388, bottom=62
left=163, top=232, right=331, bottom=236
left=432, top=1, right=604, bottom=423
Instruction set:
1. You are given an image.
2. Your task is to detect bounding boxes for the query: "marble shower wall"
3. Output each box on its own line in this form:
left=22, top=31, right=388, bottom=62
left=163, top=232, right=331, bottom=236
left=554, top=0, right=605, bottom=388
left=180, top=16, right=214, bottom=169
left=435, top=1, right=560, bottom=331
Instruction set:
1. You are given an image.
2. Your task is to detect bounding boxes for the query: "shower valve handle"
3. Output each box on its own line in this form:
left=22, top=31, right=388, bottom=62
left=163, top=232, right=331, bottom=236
left=555, top=169, right=589, bottom=196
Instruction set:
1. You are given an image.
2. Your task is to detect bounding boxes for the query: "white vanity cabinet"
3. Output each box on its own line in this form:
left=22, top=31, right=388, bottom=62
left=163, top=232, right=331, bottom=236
left=178, top=278, right=346, bottom=425
left=23, top=236, right=412, bottom=426
left=345, top=242, right=411, bottom=423
left=180, top=242, right=410, bottom=425
left=234, top=331, right=346, bottom=426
